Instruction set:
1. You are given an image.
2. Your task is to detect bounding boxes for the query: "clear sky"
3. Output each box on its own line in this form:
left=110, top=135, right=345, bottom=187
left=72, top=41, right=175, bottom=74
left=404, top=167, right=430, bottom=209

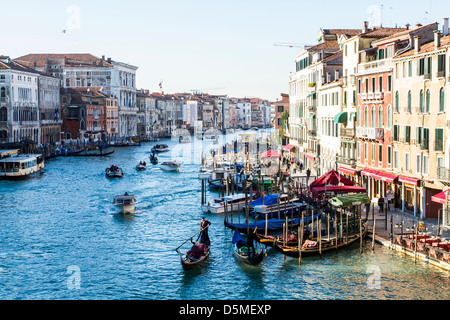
left=1, top=0, right=448, bottom=101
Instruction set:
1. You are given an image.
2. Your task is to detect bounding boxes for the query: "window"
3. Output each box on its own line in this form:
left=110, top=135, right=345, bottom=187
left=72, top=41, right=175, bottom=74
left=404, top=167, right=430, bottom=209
left=365, top=79, right=369, bottom=93
left=439, top=88, right=445, bottom=112
left=388, top=75, right=392, bottom=91
left=438, top=54, right=446, bottom=77
left=393, top=125, right=399, bottom=141
left=405, top=153, right=410, bottom=171
left=426, top=89, right=431, bottom=113
left=416, top=155, right=422, bottom=174
left=404, top=125, right=411, bottom=143
left=365, top=106, right=368, bottom=127
left=371, top=106, right=376, bottom=128
left=379, top=76, right=383, bottom=92
left=364, top=142, right=368, bottom=163
left=419, top=90, right=424, bottom=113
left=394, top=150, right=399, bottom=169
left=357, top=106, right=361, bottom=127
left=387, top=146, right=392, bottom=167
left=423, top=155, right=429, bottom=175
left=435, top=128, right=444, bottom=151
left=372, top=78, right=376, bottom=93
left=387, top=105, right=392, bottom=128
left=422, top=128, right=429, bottom=150
left=378, top=105, right=383, bottom=128
left=395, top=91, right=399, bottom=112
left=438, top=157, right=444, bottom=170
left=407, top=90, right=412, bottom=112
left=378, top=144, right=383, bottom=164
left=408, top=61, right=413, bottom=77
left=371, top=143, right=375, bottom=163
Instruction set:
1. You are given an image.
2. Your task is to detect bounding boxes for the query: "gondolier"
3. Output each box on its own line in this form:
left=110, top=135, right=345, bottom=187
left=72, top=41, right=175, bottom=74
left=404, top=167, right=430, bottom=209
left=200, top=217, right=211, bottom=246
left=246, top=230, right=258, bottom=256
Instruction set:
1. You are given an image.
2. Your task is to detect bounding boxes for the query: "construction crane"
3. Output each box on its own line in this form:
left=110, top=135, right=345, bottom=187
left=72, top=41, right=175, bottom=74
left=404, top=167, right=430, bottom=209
left=159, top=79, right=163, bottom=92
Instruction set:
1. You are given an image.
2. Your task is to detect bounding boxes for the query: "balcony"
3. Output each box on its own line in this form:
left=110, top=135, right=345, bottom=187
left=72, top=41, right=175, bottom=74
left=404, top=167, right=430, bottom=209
left=438, top=167, right=450, bottom=183
left=336, top=155, right=357, bottom=167
left=361, top=91, right=384, bottom=102
left=340, top=127, right=355, bottom=139
left=356, top=127, right=376, bottom=140
left=375, top=128, right=384, bottom=141
left=358, top=59, right=392, bottom=72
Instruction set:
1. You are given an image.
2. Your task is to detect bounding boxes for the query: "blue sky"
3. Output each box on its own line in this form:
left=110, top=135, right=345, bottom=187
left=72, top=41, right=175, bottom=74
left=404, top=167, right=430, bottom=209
left=1, top=0, right=448, bottom=101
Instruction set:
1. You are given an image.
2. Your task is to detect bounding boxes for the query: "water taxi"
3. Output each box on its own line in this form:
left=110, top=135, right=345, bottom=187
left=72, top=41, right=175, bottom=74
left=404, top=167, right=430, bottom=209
left=160, top=161, right=181, bottom=172
left=0, top=150, right=45, bottom=179
left=152, top=144, right=169, bottom=153
left=202, top=193, right=254, bottom=214
left=113, top=193, right=136, bottom=214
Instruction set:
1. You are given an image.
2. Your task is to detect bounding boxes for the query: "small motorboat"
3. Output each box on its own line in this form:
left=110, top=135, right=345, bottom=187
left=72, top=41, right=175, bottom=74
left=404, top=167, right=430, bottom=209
left=136, top=162, right=146, bottom=171
left=160, top=161, right=181, bottom=172
left=152, top=144, right=169, bottom=153
left=179, top=136, right=191, bottom=144
left=113, top=193, right=136, bottom=214
left=106, top=165, right=124, bottom=178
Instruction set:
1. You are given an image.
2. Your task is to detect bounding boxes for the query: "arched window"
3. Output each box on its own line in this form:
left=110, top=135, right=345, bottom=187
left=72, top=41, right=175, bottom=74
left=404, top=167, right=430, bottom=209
left=407, top=90, right=412, bottom=112
left=371, top=106, right=376, bottom=128
left=387, top=105, right=392, bottom=128
left=378, top=105, right=383, bottom=128
left=365, top=106, right=369, bottom=128
left=0, top=107, right=7, bottom=122
left=426, top=89, right=431, bottom=113
left=395, top=91, right=399, bottom=112
left=357, top=106, right=361, bottom=127
left=440, top=88, right=445, bottom=112
left=0, top=87, right=5, bottom=100
left=419, top=90, right=424, bottom=113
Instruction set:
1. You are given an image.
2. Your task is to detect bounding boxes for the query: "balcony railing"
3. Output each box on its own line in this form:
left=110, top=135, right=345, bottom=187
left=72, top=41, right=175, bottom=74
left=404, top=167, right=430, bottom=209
left=340, top=128, right=355, bottom=139
left=356, top=127, right=376, bottom=139
left=437, top=167, right=450, bottom=182
left=336, top=155, right=357, bottom=167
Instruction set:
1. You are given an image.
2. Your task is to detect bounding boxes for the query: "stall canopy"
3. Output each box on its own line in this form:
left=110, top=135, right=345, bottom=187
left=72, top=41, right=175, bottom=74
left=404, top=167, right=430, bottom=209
left=310, top=170, right=354, bottom=188
left=311, top=185, right=366, bottom=197
left=329, top=193, right=371, bottom=208
left=431, top=189, right=450, bottom=205
left=261, top=150, right=279, bottom=158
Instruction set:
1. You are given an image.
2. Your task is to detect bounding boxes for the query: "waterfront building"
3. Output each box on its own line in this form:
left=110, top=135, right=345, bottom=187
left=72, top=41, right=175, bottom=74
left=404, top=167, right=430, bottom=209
left=237, top=100, right=251, bottom=128
left=273, top=93, right=289, bottom=130
left=355, top=23, right=437, bottom=212
left=289, top=28, right=360, bottom=174
left=337, top=23, right=407, bottom=182
left=0, top=56, right=41, bottom=145
left=14, top=54, right=139, bottom=139
left=391, top=21, right=448, bottom=220
left=38, top=73, right=62, bottom=145
left=136, top=89, right=156, bottom=140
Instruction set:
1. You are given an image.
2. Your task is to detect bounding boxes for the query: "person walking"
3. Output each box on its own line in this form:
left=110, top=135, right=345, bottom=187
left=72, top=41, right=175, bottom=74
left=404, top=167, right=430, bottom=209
left=306, top=168, right=311, bottom=184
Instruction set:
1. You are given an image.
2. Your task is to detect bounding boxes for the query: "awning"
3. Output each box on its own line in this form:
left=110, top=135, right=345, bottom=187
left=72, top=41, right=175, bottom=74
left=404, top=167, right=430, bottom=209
left=398, top=176, right=420, bottom=186
left=361, top=169, right=379, bottom=177
left=329, top=193, right=371, bottom=208
left=311, top=185, right=366, bottom=197
left=431, top=190, right=450, bottom=205
left=334, top=112, right=348, bottom=124
left=338, top=167, right=359, bottom=175
left=283, top=144, right=295, bottom=151
left=307, top=92, right=316, bottom=98
left=261, top=150, right=279, bottom=158
left=305, top=154, right=315, bottom=160
left=372, top=172, right=398, bottom=183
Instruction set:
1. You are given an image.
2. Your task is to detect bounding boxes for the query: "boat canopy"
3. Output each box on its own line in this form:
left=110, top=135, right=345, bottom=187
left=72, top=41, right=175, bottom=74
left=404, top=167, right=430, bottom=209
left=226, top=213, right=321, bottom=231
left=249, top=194, right=281, bottom=207
left=232, top=230, right=247, bottom=245
left=329, top=193, right=370, bottom=208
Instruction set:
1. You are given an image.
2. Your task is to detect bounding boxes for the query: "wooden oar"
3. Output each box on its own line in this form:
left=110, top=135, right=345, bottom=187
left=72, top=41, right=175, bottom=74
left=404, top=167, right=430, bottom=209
left=175, top=225, right=210, bottom=252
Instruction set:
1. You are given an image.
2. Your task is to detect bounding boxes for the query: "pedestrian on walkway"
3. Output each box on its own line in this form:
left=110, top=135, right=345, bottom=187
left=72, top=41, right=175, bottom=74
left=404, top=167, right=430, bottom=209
left=306, top=168, right=311, bottom=182
left=378, top=196, right=385, bottom=215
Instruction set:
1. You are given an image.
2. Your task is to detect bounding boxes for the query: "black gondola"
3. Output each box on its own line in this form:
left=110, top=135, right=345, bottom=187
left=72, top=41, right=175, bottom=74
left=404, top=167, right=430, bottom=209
left=232, top=230, right=265, bottom=265
left=71, top=150, right=115, bottom=157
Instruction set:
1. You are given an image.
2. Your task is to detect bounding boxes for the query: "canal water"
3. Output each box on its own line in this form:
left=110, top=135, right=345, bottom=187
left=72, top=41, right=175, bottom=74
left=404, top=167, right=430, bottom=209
left=0, top=132, right=449, bottom=300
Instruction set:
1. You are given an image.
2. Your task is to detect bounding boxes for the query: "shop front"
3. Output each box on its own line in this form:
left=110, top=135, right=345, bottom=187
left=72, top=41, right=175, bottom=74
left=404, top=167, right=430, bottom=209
left=397, top=175, right=421, bottom=218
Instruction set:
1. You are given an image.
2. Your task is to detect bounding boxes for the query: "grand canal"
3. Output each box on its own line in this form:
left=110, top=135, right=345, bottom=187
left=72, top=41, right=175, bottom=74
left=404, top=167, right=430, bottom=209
left=0, top=131, right=450, bottom=300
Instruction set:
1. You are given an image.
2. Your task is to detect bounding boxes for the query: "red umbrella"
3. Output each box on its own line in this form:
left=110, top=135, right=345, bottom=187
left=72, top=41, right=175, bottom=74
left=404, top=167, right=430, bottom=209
left=261, top=150, right=279, bottom=158
left=310, top=170, right=354, bottom=188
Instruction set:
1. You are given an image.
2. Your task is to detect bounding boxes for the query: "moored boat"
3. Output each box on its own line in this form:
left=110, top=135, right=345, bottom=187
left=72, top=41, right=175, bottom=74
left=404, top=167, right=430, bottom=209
left=232, top=230, right=265, bottom=265
left=112, top=193, right=136, bottom=214
left=202, top=193, right=254, bottom=214
left=160, top=161, right=181, bottom=172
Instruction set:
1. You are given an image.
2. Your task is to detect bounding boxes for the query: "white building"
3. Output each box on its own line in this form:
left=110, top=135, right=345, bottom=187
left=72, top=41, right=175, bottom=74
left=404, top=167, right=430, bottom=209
left=237, top=101, right=251, bottom=128
left=0, top=56, right=41, bottom=144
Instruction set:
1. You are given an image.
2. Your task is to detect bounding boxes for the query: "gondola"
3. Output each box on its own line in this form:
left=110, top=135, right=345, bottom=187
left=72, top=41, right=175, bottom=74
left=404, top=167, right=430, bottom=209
left=273, top=220, right=368, bottom=258
left=150, top=152, right=158, bottom=164
left=178, top=242, right=211, bottom=271
left=232, top=230, right=265, bottom=265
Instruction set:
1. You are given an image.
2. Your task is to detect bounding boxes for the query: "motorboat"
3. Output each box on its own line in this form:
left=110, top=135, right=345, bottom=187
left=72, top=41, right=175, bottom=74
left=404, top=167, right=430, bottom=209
left=136, top=162, right=146, bottom=171
left=0, top=150, right=45, bottom=179
left=106, top=165, right=124, bottom=178
left=178, top=136, right=191, bottom=144
left=202, top=193, right=254, bottom=214
left=160, top=161, right=181, bottom=172
left=149, top=151, right=158, bottom=164
left=152, top=144, right=169, bottom=153
left=113, top=193, right=136, bottom=214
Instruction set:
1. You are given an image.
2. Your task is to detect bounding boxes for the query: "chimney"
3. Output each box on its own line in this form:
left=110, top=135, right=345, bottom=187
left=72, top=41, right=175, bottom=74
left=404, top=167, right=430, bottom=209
left=443, top=18, right=449, bottom=36
left=326, top=73, right=331, bottom=83
left=102, top=55, right=105, bottom=60
left=405, top=23, right=410, bottom=30
left=416, top=23, right=422, bottom=28
left=414, top=36, right=421, bottom=54
left=335, top=69, right=340, bottom=80
left=363, top=21, right=369, bottom=33
left=434, top=30, right=441, bottom=49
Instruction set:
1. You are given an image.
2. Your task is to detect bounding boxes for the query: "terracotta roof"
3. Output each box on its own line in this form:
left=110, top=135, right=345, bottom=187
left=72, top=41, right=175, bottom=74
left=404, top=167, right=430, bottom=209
left=322, top=29, right=362, bottom=37
left=360, top=27, right=408, bottom=38
left=14, top=53, right=113, bottom=68
left=394, top=34, right=450, bottom=59
left=309, top=40, right=341, bottom=51
left=0, top=56, right=41, bottom=74
left=371, top=22, right=438, bottom=45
